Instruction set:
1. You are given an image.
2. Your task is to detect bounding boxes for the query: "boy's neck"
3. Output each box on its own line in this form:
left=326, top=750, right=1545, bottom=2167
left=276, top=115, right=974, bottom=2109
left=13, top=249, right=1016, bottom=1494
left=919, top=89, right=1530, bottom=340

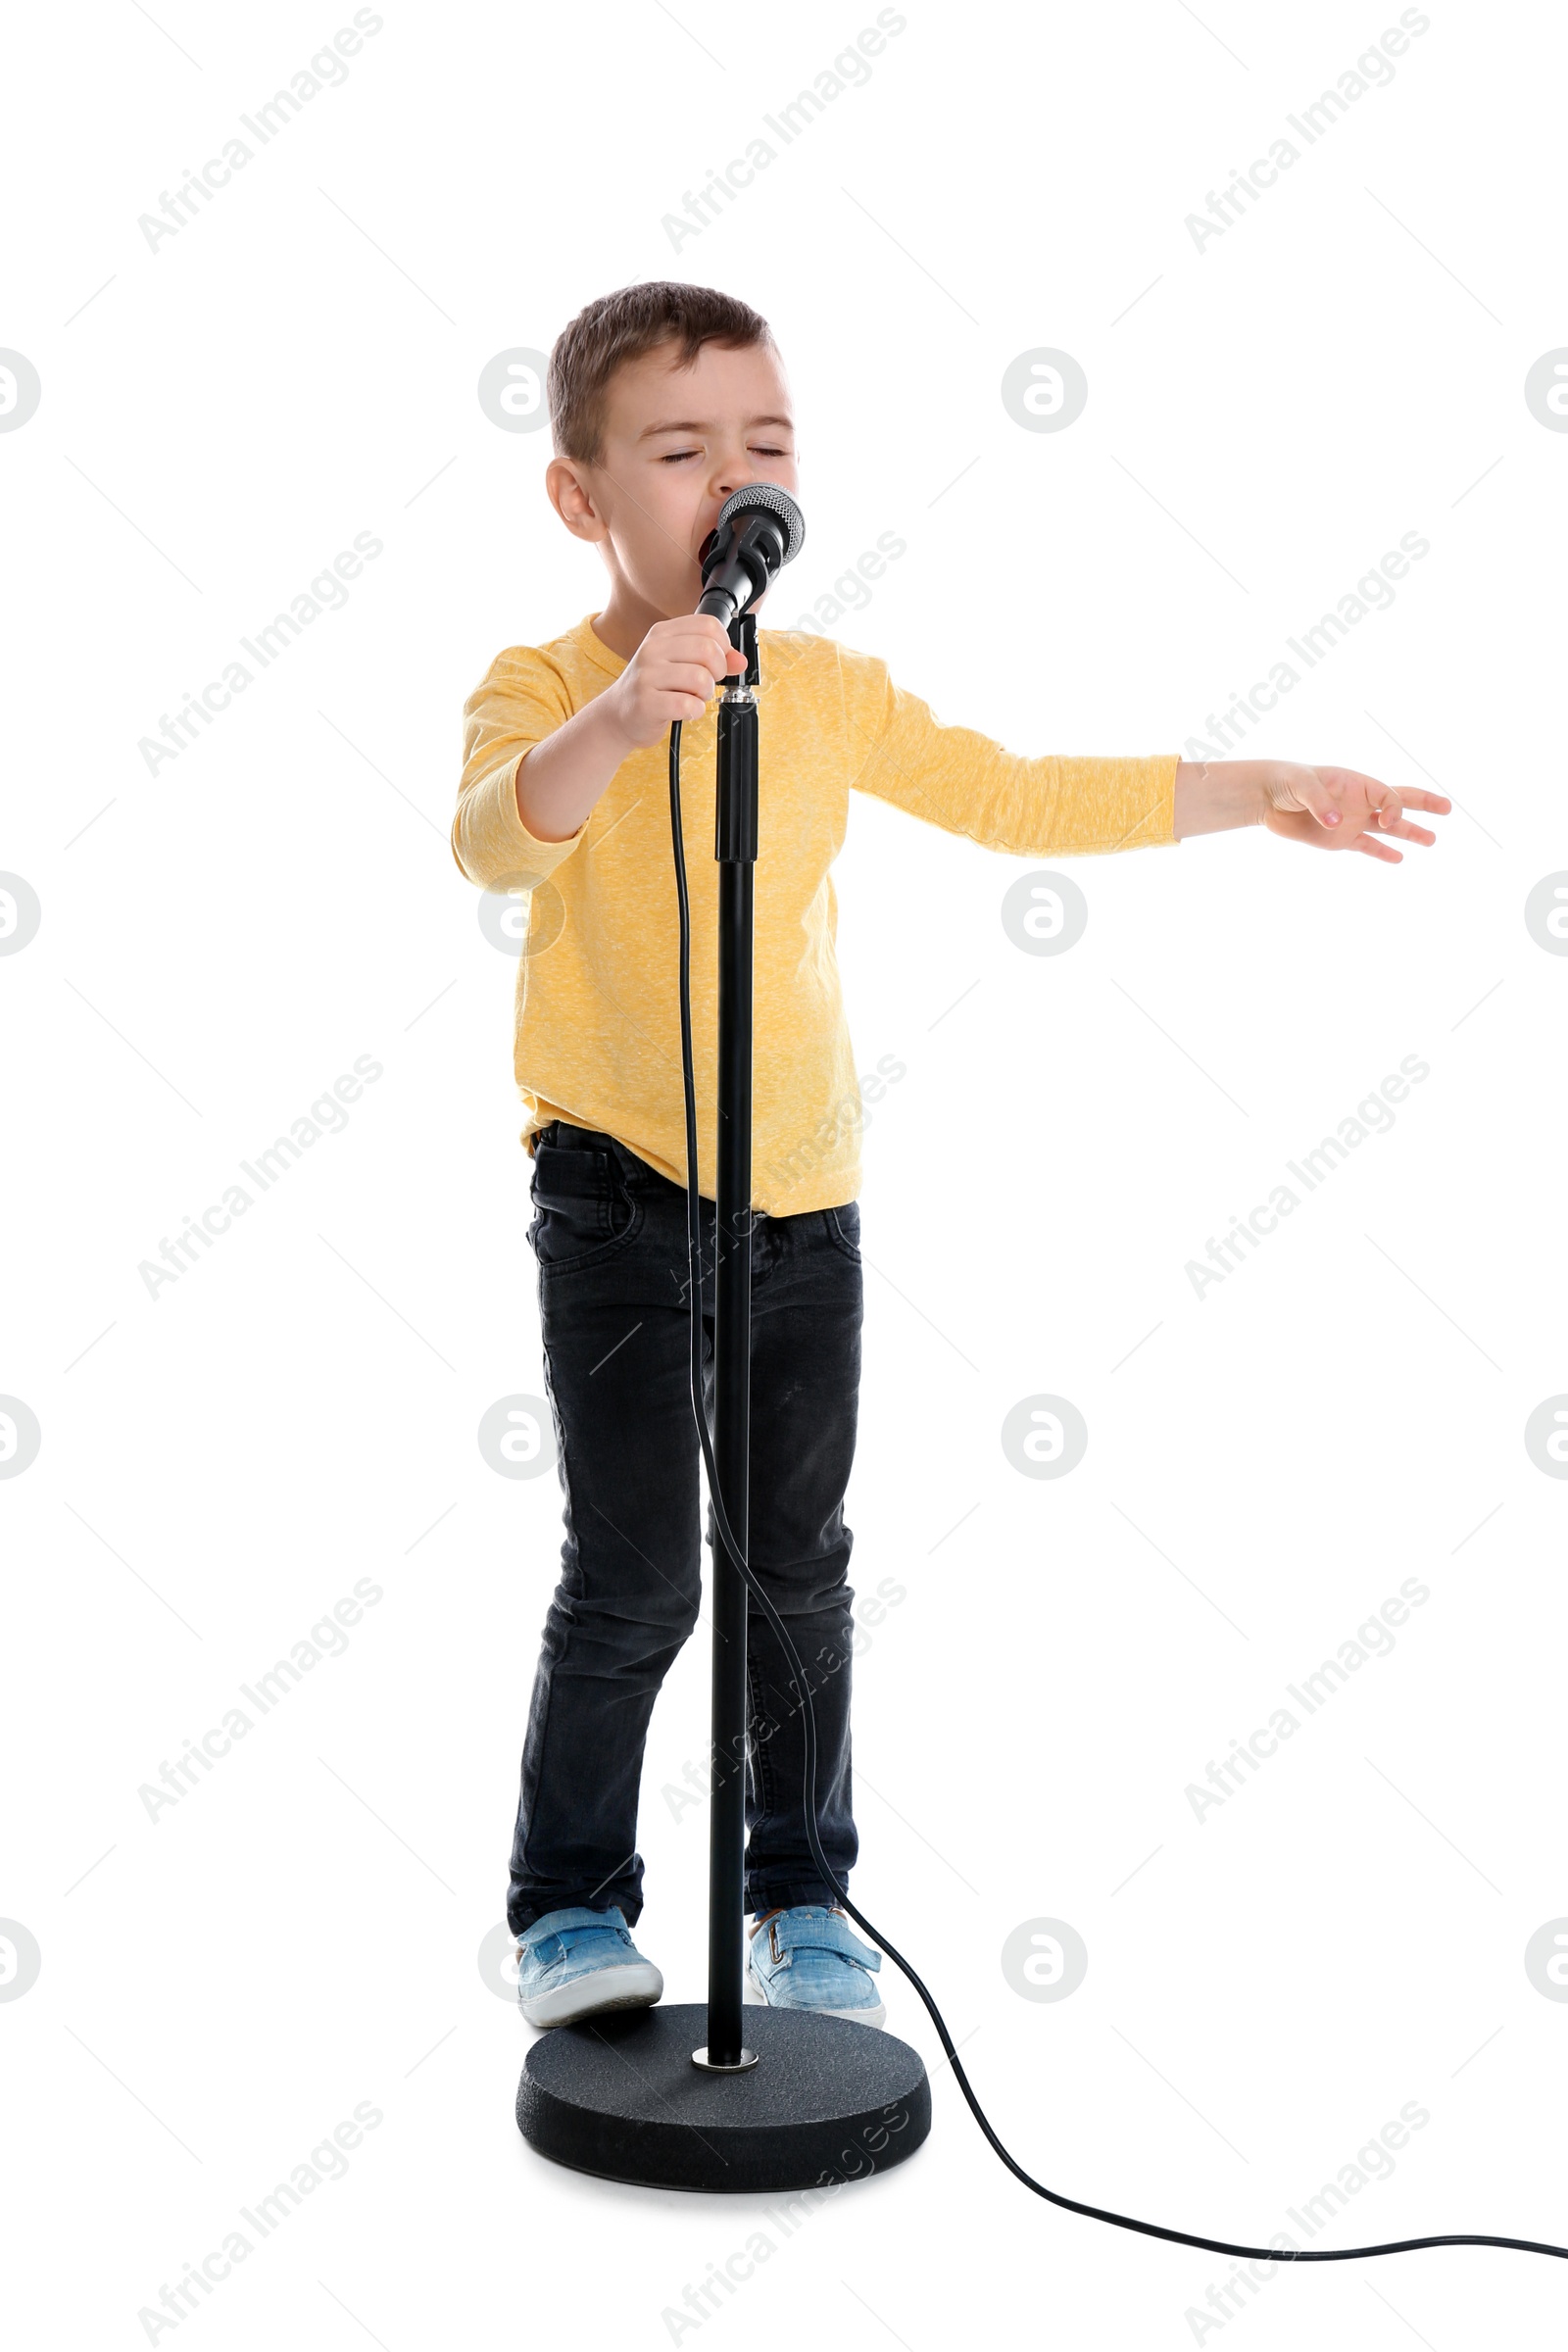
left=590, top=590, right=671, bottom=662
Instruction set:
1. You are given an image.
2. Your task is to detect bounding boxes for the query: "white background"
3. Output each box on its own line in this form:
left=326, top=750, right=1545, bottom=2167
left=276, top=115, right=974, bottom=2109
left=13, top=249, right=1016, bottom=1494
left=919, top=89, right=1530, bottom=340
left=5, top=1, right=1568, bottom=2344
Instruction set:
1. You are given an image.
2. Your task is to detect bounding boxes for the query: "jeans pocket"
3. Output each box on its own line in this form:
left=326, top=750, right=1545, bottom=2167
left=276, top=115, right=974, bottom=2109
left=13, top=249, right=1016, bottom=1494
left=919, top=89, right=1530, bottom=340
left=824, top=1200, right=862, bottom=1262
left=529, top=1142, right=641, bottom=1274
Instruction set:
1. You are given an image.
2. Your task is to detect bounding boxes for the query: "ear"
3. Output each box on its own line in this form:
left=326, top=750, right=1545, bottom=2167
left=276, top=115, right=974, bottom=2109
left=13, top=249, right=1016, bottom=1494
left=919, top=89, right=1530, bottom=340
left=546, top=456, right=608, bottom=544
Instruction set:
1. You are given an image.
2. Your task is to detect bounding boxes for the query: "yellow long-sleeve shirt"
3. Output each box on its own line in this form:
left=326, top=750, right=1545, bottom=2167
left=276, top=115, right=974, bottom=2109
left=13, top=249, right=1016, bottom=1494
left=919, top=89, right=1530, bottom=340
left=452, top=612, right=1178, bottom=1213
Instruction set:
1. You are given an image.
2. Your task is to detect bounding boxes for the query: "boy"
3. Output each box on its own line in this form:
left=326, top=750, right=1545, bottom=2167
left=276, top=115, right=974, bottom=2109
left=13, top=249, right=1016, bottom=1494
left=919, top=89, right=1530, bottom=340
left=451, top=281, right=1447, bottom=2032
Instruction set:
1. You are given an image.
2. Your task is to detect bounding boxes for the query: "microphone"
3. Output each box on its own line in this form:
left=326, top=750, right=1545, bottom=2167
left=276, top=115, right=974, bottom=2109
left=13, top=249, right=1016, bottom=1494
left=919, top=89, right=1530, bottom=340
left=696, top=483, right=806, bottom=626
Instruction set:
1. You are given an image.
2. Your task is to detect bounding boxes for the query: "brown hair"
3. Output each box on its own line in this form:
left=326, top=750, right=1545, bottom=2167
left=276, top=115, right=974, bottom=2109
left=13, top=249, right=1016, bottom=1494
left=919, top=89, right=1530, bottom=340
left=547, top=281, right=778, bottom=467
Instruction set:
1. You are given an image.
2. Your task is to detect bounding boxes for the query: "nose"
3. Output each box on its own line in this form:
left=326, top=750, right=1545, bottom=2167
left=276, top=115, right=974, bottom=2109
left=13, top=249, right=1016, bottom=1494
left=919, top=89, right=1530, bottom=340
left=713, top=445, right=769, bottom=504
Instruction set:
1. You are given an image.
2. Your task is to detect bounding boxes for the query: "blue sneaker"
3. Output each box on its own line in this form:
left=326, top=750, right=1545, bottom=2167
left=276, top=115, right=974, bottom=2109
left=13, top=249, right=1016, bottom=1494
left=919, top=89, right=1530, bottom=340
left=514, top=1904, right=663, bottom=2030
left=744, top=1905, right=886, bottom=2028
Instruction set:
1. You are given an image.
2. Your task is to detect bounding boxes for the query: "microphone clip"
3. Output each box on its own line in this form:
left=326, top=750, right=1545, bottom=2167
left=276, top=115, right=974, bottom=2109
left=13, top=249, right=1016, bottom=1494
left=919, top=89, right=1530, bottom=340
left=726, top=609, right=760, bottom=691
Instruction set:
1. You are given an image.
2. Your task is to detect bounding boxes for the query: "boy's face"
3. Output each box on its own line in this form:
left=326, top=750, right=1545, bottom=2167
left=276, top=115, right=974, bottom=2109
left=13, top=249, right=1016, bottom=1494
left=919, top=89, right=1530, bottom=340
left=547, top=337, right=799, bottom=621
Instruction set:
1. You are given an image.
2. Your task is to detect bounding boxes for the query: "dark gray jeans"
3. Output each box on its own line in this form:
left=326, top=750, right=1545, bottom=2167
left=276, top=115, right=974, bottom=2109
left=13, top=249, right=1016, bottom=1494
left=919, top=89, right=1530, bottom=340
left=507, top=1119, right=863, bottom=1936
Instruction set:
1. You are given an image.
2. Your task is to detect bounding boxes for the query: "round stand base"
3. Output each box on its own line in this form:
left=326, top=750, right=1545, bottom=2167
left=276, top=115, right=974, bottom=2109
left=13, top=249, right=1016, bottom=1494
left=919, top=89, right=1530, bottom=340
left=517, top=2003, right=931, bottom=2193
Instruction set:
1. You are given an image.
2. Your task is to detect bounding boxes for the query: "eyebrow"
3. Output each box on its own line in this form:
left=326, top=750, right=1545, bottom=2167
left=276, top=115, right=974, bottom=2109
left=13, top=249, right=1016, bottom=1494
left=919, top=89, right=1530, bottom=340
left=635, top=414, right=795, bottom=441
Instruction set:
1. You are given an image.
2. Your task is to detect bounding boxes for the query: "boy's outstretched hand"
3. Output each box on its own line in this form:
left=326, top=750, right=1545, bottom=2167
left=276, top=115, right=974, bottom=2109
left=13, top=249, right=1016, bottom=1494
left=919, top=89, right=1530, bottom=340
left=1173, top=758, right=1450, bottom=862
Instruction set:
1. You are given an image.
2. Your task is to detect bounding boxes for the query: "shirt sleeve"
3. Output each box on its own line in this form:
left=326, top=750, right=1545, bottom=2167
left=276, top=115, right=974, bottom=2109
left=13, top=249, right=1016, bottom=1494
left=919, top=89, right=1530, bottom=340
left=451, top=647, right=591, bottom=890
left=844, top=649, right=1179, bottom=856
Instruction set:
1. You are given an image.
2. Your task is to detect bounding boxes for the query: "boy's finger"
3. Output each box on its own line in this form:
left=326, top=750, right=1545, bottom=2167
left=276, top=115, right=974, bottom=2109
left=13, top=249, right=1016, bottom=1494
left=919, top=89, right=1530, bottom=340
left=1291, top=769, right=1346, bottom=830
left=665, top=661, right=728, bottom=699
left=658, top=618, right=747, bottom=676
left=690, top=633, right=747, bottom=674
left=673, top=634, right=731, bottom=678
left=699, top=626, right=749, bottom=675
left=667, top=616, right=733, bottom=659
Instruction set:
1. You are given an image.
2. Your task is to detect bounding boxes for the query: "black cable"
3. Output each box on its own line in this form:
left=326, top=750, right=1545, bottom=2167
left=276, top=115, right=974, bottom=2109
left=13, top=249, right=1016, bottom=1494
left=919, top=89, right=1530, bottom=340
left=667, top=714, right=1566, bottom=2267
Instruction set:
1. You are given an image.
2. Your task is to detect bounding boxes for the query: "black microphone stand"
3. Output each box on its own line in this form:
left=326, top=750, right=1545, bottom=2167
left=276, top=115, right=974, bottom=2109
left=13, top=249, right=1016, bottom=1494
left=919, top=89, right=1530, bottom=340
left=696, top=606, right=760, bottom=2076
left=516, top=565, right=930, bottom=2194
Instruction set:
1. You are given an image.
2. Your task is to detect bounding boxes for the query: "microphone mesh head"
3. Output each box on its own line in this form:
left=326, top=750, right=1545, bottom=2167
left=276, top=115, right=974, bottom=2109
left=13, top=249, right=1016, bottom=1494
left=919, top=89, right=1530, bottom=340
left=713, top=482, right=806, bottom=564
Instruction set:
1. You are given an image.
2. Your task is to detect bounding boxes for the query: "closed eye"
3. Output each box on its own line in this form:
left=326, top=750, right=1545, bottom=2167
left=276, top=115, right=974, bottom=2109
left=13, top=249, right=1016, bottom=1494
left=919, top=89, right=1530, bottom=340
left=660, top=444, right=789, bottom=464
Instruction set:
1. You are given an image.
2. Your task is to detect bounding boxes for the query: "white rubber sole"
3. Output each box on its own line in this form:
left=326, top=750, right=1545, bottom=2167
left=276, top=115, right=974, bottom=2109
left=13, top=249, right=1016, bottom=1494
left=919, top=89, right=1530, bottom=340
left=519, top=1960, right=663, bottom=2030
left=744, top=1957, right=886, bottom=2030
